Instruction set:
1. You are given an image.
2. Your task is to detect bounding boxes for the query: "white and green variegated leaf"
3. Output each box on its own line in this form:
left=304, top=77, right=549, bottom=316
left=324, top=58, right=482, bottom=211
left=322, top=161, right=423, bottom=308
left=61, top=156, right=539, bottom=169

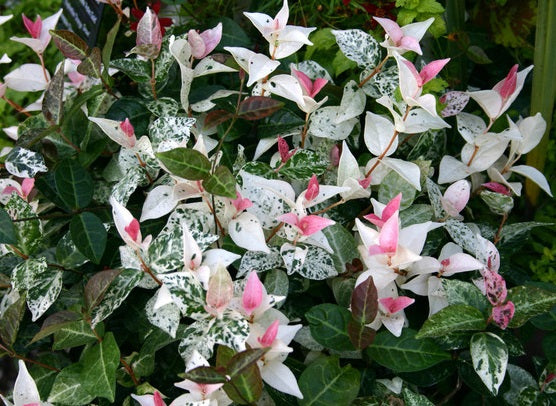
left=238, top=248, right=283, bottom=278
left=179, top=318, right=215, bottom=362
left=52, top=320, right=103, bottom=350
left=80, top=332, right=120, bottom=402
left=308, top=106, right=358, bottom=141
left=110, top=166, right=145, bottom=205
left=336, top=80, right=366, bottom=124
left=165, top=206, right=218, bottom=250
left=146, top=97, right=181, bottom=117
left=297, top=246, right=338, bottom=280
left=444, top=219, right=478, bottom=254
left=281, top=243, right=308, bottom=276
left=145, top=294, right=180, bottom=338
left=280, top=150, right=328, bottom=180
left=110, top=58, right=150, bottom=82
left=90, top=269, right=142, bottom=327
left=5, top=195, right=42, bottom=255
left=360, top=64, right=398, bottom=98
left=149, top=116, right=195, bottom=153
left=48, top=364, right=95, bottom=405
left=119, top=245, right=142, bottom=272
left=294, top=60, right=333, bottom=82
left=331, top=29, right=381, bottom=68
left=159, top=272, right=206, bottom=318
left=322, top=223, right=360, bottom=273
left=11, top=257, right=47, bottom=292
left=263, top=269, right=289, bottom=305
left=155, top=38, right=176, bottom=84
left=27, top=269, right=63, bottom=321
left=470, top=332, right=508, bottom=395
left=379, top=170, right=417, bottom=211
left=4, top=146, right=48, bottom=178
left=193, top=56, right=237, bottom=77
left=425, top=177, right=445, bottom=218
left=211, top=312, right=249, bottom=352
left=56, top=232, right=89, bottom=269
left=503, top=364, right=537, bottom=405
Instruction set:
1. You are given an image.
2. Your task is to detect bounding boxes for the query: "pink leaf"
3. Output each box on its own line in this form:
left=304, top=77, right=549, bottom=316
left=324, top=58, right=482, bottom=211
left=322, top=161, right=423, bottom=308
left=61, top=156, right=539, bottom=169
left=482, top=182, right=511, bottom=196
left=153, top=391, right=166, bottom=406
left=258, top=320, right=280, bottom=347
left=419, top=58, right=450, bottom=85
left=136, top=7, right=162, bottom=54
left=330, top=144, right=340, bottom=167
left=399, top=36, right=422, bottom=54
left=304, top=174, right=319, bottom=202
left=187, top=29, right=206, bottom=59
left=242, top=271, right=263, bottom=314
left=494, top=64, right=518, bottom=100
left=21, top=178, right=34, bottom=199
left=483, top=270, right=507, bottom=305
left=276, top=212, right=299, bottom=227
left=199, top=23, right=222, bottom=58
left=373, top=17, right=403, bottom=43
left=293, top=69, right=313, bottom=96
left=298, top=215, right=335, bottom=236
left=232, top=191, right=253, bottom=213
left=441, top=180, right=470, bottom=216
left=378, top=211, right=399, bottom=254
left=277, top=136, right=295, bottom=163
left=206, top=266, right=233, bottom=314
left=382, top=194, right=402, bottom=223
left=124, top=218, right=141, bottom=243
left=403, top=59, right=423, bottom=87
left=380, top=296, right=415, bottom=314
left=22, top=14, right=41, bottom=39
left=492, top=301, right=514, bottom=329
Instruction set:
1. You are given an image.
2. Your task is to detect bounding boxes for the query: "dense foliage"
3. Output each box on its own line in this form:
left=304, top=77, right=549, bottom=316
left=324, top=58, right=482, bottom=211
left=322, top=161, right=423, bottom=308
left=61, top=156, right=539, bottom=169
left=0, top=0, right=555, bottom=405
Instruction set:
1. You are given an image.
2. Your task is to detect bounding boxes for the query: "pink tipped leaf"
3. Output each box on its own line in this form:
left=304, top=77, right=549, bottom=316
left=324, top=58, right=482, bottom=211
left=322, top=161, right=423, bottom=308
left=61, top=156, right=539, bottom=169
left=258, top=320, right=280, bottom=347
left=399, top=36, right=422, bottom=54
left=124, top=218, right=141, bottom=243
left=242, top=271, right=263, bottom=314
left=199, top=23, right=223, bottom=57
left=373, top=17, right=403, bottom=43
left=22, top=14, right=42, bottom=39
left=232, top=191, right=253, bottom=213
left=153, top=391, right=166, bottom=406
left=492, top=301, right=515, bottom=330
left=494, top=64, right=518, bottom=100
left=377, top=211, right=399, bottom=254
left=380, top=296, right=415, bottom=314
left=297, top=215, right=335, bottom=236
left=419, top=58, right=450, bottom=85
left=482, top=182, right=511, bottom=196
left=304, top=174, right=319, bottom=202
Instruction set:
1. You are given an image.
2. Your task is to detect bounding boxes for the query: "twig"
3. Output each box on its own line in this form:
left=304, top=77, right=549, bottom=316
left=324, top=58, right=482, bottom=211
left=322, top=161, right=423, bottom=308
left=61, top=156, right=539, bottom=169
left=358, top=55, right=388, bottom=88
left=120, top=357, right=140, bottom=386
left=1, top=96, right=32, bottom=117
left=136, top=250, right=163, bottom=286
left=0, top=342, right=60, bottom=372
left=266, top=222, right=284, bottom=243
left=493, top=212, right=508, bottom=245
left=438, top=375, right=461, bottom=405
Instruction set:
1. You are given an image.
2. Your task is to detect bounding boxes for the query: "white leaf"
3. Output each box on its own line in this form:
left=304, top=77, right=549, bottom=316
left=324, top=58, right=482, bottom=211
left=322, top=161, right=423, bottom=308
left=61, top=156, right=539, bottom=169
left=261, top=360, right=303, bottom=399
left=140, top=185, right=177, bottom=221
left=511, top=165, right=553, bottom=197
left=331, top=29, right=380, bottom=68
left=13, top=360, right=42, bottom=406
left=4, top=63, right=50, bottom=91
left=457, top=112, right=486, bottom=144
left=228, top=212, right=270, bottom=253
left=381, top=157, right=421, bottom=191
left=89, top=116, right=133, bottom=148
left=364, top=112, right=396, bottom=156
left=403, top=108, right=450, bottom=134
left=190, top=89, right=238, bottom=112
left=335, top=80, right=366, bottom=123
left=146, top=294, right=180, bottom=338
left=516, top=113, right=546, bottom=154
left=4, top=147, right=47, bottom=178
left=470, top=332, right=508, bottom=395
left=308, top=106, right=358, bottom=140
left=462, top=134, right=508, bottom=172
left=338, top=141, right=361, bottom=186
left=193, top=56, right=236, bottom=77
left=438, top=155, right=472, bottom=184
left=169, top=36, right=194, bottom=111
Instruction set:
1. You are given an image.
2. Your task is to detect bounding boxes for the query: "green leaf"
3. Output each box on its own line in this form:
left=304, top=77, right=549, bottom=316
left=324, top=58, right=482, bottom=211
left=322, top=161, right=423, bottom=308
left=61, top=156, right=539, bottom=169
left=442, top=279, right=489, bottom=314
left=42, top=64, right=65, bottom=124
left=50, top=29, right=89, bottom=60
left=322, top=223, right=360, bottom=274
left=306, top=303, right=355, bottom=351
left=183, top=366, right=228, bottom=384
left=331, top=277, right=356, bottom=308
left=280, top=150, right=328, bottom=180
left=30, top=311, right=82, bottom=344
left=110, top=58, right=151, bottom=82
left=350, top=275, right=378, bottom=324
left=507, top=285, right=556, bottom=328
left=226, top=348, right=269, bottom=378
left=53, top=321, right=104, bottom=350
left=70, top=212, right=107, bottom=264
left=0, top=292, right=26, bottom=346
left=224, top=363, right=263, bottom=404
left=5, top=195, right=41, bottom=255
left=402, top=388, right=434, bottom=405
left=366, top=329, right=451, bottom=372
left=156, top=148, right=211, bottom=180
left=298, top=356, right=360, bottom=406
left=55, top=160, right=94, bottom=210
left=204, top=165, right=237, bottom=198
left=101, top=17, right=121, bottom=83
left=347, top=319, right=376, bottom=350
left=378, top=170, right=417, bottom=210
left=470, top=332, right=508, bottom=395
left=48, top=363, right=95, bottom=405
left=0, top=207, right=17, bottom=244
left=416, top=304, right=487, bottom=338
left=480, top=190, right=513, bottom=215
left=77, top=46, right=103, bottom=78
left=56, top=232, right=89, bottom=269
left=81, top=332, right=121, bottom=402
left=84, top=269, right=122, bottom=311
left=238, top=96, right=283, bottom=120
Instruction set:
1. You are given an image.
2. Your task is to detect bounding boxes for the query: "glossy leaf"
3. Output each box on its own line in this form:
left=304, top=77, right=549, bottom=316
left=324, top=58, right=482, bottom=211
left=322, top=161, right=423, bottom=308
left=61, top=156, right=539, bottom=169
left=366, top=329, right=451, bottom=372
left=224, top=363, right=264, bottom=404
left=30, top=311, right=81, bottom=344
left=156, top=148, right=211, bottom=180
left=0, top=292, right=26, bottom=347
left=416, top=305, right=487, bottom=339
left=50, top=29, right=89, bottom=60
left=70, top=212, right=107, bottom=264
left=350, top=275, right=378, bottom=324
left=53, top=321, right=104, bottom=350
left=507, top=285, right=556, bottom=328
left=347, top=319, right=376, bottom=350
left=306, top=303, right=355, bottom=351
left=204, top=109, right=234, bottom=129
left=227, top=347, right=269, bottom=378
left=238, top=96, right=283, bottom=120
left=77, top=46, right=102, bottom=78
left=48, top=363, right=95, bottom=405
left=42, top=65, right=65, bottom=124
left=183, top=366, right=228, bottom=384
left=55, top=160, right=94, bottom=211
left=470, top=332, right=508, bottom=395
left=81, top=332, right=121, bottom=402
left=0, top=207, right=17, bottom=245
left=204, top=165, right=237, bottom=198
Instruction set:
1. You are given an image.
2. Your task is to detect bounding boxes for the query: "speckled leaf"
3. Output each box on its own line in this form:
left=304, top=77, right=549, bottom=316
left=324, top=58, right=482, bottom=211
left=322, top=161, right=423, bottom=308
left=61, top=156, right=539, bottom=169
left=378, top=170, right=417, bottom=210
left=30, top=311, right=81, bottom=344
left=322, top=224, right=360, bottom=274
left=159, top=272, right=206, bottom=317
left=402, top=388, right=434, bottom=405
left=56, top=232, right=89, bottom=269
left=179, top=319, right=216, bottom=362
left=281, top=243, right=308, bottom=276
left=26, top=268, right=63, bottom=321
left=146, top=97, right=181, bottom=117
left=366, top=329, right=451, bottom=372
left=298, top=246, right=338, bottom=280
left=145, top=295, right=180, bottom=338
left=149, top=116, right=194, bottom=152
left=48, top=363, right=95, bottom=405
left=110, top=58, right=150, bottom=82
left=331, top=29, right=380, bottom=68
left=425, top=177, right=445, bottom=218
left=52, top=320, right=104, bottom=350
left=89, top=268, right=142, bottom=327
left=11, top=257, right=48, bottom=292
left=81, top=332, right=120, bottom=402
left=443, top=219, right=478, bottom=254
left=238, top=248, right=282, bottom=278
left=507, top=285, right=556, bottom=328
left=4, top=146, right=47, bottom=178
left=416, top=304, right=487, bottom=339
left=298, top=356, right=360, bottom=406
left=442, top=279, right=489, bottom=313
left=470, top=332, right=508, bottom=395
left=480, top=190, right=514, bottom=215
left=212, top=313, right=250, bottom=353
left=280, top=150, right=328, bottom=180
left=360, top=64, right=398, bottom=98
left=308, top=106, right=359, bottom=141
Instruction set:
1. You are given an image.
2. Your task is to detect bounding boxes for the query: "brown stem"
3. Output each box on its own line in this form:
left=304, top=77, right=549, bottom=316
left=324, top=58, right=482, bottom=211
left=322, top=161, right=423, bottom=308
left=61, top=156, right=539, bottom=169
left=135, top=153, right=153, bottom=183
left=265, top=222, right=284, bottom=243
left=1, top=96, right=32, bottom=117
left=150, top=58, right=157, bottom=100
left=120, top=357, right=140, bottom=386
left=466, top=144, right=480, bottom=167
left=136, top=249, right=163, bottom=286
left=300, top=112, right=310, bottom=149
left=9, top=245, right=28, bottom=260
left=358, top=55, right=388, bottom=88
left=313, top=199, right=345, bottom=215
left=203, top=196, right=226, bottom=236
left=38, top=53, right=49, bottom=83
left=0, top=342, right=60, bottom=372
left=54, top=126, right=81, bottom=152
left=438, top=375, right=462, bottom=405
left=493, top=212, right=508, bottom=245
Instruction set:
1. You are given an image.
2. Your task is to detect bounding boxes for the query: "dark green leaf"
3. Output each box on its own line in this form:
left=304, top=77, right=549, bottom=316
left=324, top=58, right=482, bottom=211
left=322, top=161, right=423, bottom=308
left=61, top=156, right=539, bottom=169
left=442, top=279, right=489, bottom=314
left=204, top=165, right=237, bottom=198
left=156, top=148, right=211, bottom=180
left=30, top=311, right=81, bottom=344
left=0, top=293, right=26, bottom=347
left=322, top=223, right=360, bottom=274
left=101, top=18, right=121, bottom=83
left=347, top=319, right=376, bottom=350
left=77, top=46, right=102, bottom=78
left=416, top=305, right=487, bottom=339
left=298, top=356, right=360, bottom=406
left=350, top=275, right=378, bottom=324
left=306, top=304, right=355, bottom=351
left=0, top=208, right=17, bottom=244
left=48, top=363, right=95, bottom=405
left=50, top=30, right=89, bottom=60
left=81, top=332, right=121, bottom=402
left=183, top=366, right=228, bottom=384
left=508, top=285, right=556, bottom=328
left=224, top=363, right=263, bottom=404
left=55, top=160, right=94, bottom=210
left=226, top=348, right=269, bottom=378
left=238, top=96, right=283, bottom=120
left=366, top=329, right=451, bottom=372
left=70, top=212, right=107, bottom=264
left=42, top=65, right=65, bottom=124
